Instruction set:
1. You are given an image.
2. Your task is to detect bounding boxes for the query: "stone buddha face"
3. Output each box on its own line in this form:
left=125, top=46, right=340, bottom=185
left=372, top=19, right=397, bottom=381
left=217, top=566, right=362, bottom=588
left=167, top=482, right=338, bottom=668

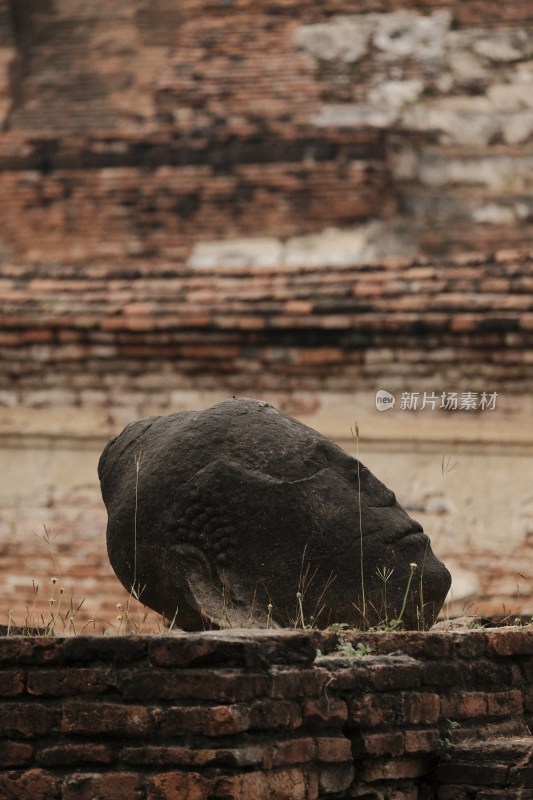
left=99, top=398, right=451, bottom=630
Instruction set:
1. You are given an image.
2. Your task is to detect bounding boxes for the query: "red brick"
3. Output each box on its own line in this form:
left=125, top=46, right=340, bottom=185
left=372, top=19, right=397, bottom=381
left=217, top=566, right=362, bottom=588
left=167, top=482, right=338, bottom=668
left=123, top=302, right=157, bottom=316
left=363, top=731, right=404, bottom=757
left=521, top=315, right=533, bottom=330
left=450, top=315, right=480, bottom=332
left=315, top=736, right=353, bottom=763
left=449, top=631, right=489, bottom=659
left=315, top=314, right=353, bottom=329
left=318, top=764, right=355, bottom=795
left=61, top=772, right=143, bottom=800
left=121, top=745, right=266, bottom=768
left=0, top=769, right=60, bottom=800
left=146, top=768, right=310, bottom=800
left=481, top=279, right=510, bottom=292
left=0, top=741, right=33, bottom=768
left=61, top=701, right=151, bottom=737
left=22, top=329, right=54, bottom=343
left=147, top=636, right=225, bottom=667
left=154, top=704, right=250, bottom=737
left=349, top=693, right=397, bottom=727
left=353, top=282, right=385, bottom=297
left=0, top=332, right=21, bottom=344
left=366, top=659, right=423, bottom=690
left=215, top=769, right=309, bottom=800
left=269, top=667, right=329, bottom=698
left=0, top=638, right=60, bottom=665
left=180, top=344, right=241, bottom=359
left=486, top=690, right=523, bottom=717
left=284, top=300, right=314, bottom=314
left=0, top=670, right=25, bottom=696
left=27, top=667, right=114, bottom=696
left=301, top=696, right=347, bottom=728
left=0, top=702, right=59, bottom=738
left=249, top=699, right=302, bottom=731
left=361, top=756, right=428, bottom=781
left=60, top=635, right=149, bottom=664
left=440, top=692, right=488, bottom=720
left=145, top=772, right=207, bottom=800
left=150, top=630, right=318, bottom=669
left=36, top=744, right=114, bottom=767
left=293, top=346, right=346, bottom=365
left=119, top=668, right=269, bottom=702
left=464, top=659, right=513, bottom=688
left=272, top=737, right=315, bottom=765
left=403, top=728, right=440, bottom=754
left=422, top=661, right=462, bottom=687
left=395, top=295, right=439, bottom=312
left=226, top=315, right=267, bottom=329
left=401, top=692, right=440, bottom=725
left=498, top=295, right=533, bottom=311
left=487, top=630, right=533, bottom=656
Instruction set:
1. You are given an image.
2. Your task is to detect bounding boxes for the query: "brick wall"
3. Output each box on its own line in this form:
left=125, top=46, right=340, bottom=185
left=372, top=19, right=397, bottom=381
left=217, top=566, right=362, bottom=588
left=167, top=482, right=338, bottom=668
left=0, top=0, right=532, bottom=263
left=1, top=0, right=532, bottom=405
left=1, top=627, right=533, bottom=799
left=1, top=251, right=532, bottom=412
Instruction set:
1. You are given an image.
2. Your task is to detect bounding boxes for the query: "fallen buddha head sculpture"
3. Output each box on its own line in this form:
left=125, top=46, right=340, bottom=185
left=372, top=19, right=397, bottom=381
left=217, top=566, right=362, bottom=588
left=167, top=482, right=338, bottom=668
left=99, top=398, right=451, bottom=630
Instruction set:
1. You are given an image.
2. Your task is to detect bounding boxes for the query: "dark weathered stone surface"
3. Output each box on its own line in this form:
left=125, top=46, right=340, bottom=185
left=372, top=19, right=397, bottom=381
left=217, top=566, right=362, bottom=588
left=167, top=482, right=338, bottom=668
left=98, top=398, right=451, bottom=630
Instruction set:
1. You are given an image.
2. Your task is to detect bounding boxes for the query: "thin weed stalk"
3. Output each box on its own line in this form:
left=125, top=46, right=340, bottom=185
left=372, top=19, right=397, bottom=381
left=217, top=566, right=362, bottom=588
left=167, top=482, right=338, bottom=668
left=34, top=525, right=61, bottom=579
left=396, top=562, right=418, bottom=626
left=375, top=565, right=394, bottom=627
left=295, top=591, right=306, bottom=629
left=351, top=422, right=366, bottom=622
left=293, top=545, right=336, bottom=629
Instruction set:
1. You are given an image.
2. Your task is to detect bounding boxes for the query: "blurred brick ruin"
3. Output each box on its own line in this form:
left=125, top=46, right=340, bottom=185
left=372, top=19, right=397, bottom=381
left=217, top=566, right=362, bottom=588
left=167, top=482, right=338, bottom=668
left=0, top=0, right=532, bottom=629
left=1, top=0, right=533, bottom=266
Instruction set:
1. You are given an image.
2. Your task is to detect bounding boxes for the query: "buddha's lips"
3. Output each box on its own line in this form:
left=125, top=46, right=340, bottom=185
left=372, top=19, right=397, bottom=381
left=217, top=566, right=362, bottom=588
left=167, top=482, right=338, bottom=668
left=383, top=524, right=427, bottom=544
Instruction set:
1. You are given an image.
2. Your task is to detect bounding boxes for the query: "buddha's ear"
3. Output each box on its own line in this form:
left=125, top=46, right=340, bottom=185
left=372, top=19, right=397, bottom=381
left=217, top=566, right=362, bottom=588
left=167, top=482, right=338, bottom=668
left=166, top=543, right=276, bottom=630
left=166, top=543, right=227, bottom=629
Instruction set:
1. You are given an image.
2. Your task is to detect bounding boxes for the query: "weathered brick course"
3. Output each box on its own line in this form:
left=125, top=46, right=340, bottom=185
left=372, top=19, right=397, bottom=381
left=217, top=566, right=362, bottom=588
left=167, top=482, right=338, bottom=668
left=0, top=702, right=59, bottom=738
left=61, top=772, right=143, bottom=800
left=119, top=668, right=271, bottom=702
left=35, top=743, right=114, bottom=767
left=363, top=731, right=405, bottom=757
left=0, top=0, right=532, bottom=274
left=361, top=755, right=428, bottom=781
left=0, top=768, right=60, bottom=800
left=301, top=695, right=348, bottom=728
left=0, top=629, right=532, bottom=796
left=440, top=691, right=489, bottom=719
left=27, top=666, right=114, bottom=696
left=1, top=253, right=532, bottom=408
left=61, top=700, right=152, bottom=737
left=0, top=741, right=33, bottom=768
left=153, top=703, right=251, bottom=737
left=0, top=670, right=24, bottom=696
